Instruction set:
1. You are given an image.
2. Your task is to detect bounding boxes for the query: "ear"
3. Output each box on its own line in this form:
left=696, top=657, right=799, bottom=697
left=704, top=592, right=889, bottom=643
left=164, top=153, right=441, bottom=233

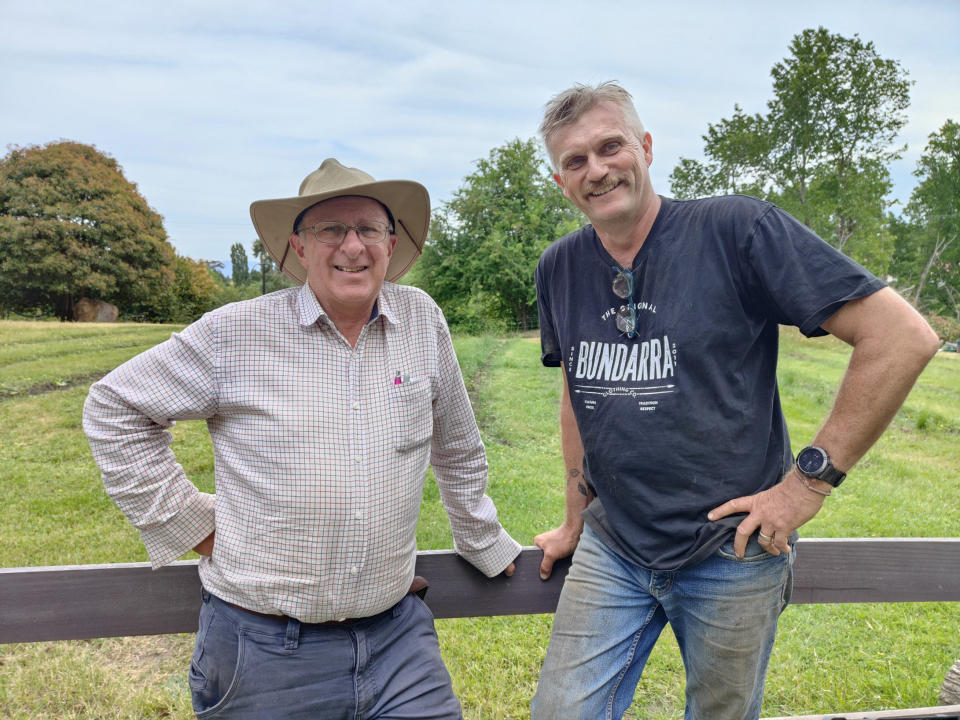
left=553, top=172, right=574, bottom=202
left=289, top=233, right=305, bottom=259
left=641, top=132, right=653, bottom=167
left=387, top=233, right=398, bottom=257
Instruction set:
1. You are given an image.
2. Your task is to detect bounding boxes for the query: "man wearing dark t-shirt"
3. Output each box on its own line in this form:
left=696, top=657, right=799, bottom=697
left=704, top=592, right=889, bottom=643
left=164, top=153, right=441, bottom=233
left=530, top=82, right=939, bottom=720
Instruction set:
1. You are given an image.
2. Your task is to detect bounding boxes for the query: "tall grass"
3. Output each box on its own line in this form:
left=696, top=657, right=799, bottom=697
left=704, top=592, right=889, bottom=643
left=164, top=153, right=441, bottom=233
left=0, top=321, right=957, bottom=718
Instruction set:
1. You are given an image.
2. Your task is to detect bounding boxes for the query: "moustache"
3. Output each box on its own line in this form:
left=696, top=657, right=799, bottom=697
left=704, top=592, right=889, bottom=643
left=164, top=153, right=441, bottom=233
left=585, top=178, right=624, bottom=196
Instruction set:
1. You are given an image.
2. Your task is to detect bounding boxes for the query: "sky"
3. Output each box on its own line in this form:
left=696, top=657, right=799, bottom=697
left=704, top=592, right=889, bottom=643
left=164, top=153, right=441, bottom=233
left=2, top=0, right=958, bottom=270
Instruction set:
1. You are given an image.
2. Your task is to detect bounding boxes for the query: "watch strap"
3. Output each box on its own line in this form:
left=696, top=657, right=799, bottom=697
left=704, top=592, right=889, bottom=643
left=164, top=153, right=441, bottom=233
left=814, top=463, right=846, bottom=487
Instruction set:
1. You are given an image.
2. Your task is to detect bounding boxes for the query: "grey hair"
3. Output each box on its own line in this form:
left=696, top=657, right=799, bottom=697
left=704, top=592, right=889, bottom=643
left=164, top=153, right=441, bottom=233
left=539, top=81, right=646, bottom=169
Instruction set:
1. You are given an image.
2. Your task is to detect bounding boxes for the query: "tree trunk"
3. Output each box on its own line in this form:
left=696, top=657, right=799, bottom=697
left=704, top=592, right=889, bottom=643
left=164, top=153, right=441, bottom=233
left=836, top=215, right=854, bottom=252
left=913, top=233, right=954, bottom=308
left=54, top=293, right=74, bottom=321
left=943, top=283, right=960, bottom=322
left=517, top=305, right=528, bottom=333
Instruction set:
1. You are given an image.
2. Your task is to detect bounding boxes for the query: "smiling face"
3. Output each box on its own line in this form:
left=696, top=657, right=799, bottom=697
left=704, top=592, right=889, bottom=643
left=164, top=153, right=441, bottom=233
left=289, top=195, right=396, bottom=325
left=550, top=101, right=657, bottom=230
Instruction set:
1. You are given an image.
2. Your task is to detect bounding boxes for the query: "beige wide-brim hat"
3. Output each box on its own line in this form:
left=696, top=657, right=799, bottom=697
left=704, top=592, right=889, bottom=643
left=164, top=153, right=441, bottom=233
left=250, top=158, right=430, bottom=284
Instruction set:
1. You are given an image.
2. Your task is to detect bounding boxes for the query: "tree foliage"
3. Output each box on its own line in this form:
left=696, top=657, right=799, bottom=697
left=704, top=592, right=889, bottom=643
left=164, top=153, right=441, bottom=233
left=892, top=120, right=960, bottom=322
left=230, top=242, right=249, bottom=286
left=669, top=105, right=771, bottom=199
left=411, top=138, right=582, bottom=331
left=251, top=238, right=292, bottom=295
left=0, top=141, right=177, bottom=320
left=168, top=255, right=222, bottom=323
left=215, top=239, right=294, bottom=306
left=669, top=27, right=910, bottom=275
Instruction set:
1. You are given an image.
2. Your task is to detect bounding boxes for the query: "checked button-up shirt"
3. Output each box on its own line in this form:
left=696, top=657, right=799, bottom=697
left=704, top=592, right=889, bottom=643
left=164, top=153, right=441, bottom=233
left=83, top=282, right=520, bottom=623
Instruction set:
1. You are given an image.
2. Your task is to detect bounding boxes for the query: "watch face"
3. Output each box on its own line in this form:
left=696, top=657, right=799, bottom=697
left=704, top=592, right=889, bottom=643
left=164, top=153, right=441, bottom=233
left=797, top=447, right=827, bottom=476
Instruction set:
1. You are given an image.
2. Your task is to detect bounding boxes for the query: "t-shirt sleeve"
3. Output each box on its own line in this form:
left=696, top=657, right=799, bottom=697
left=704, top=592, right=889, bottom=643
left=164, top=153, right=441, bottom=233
left=535, top=252, right=563, bottom=367
left=740, top=204, right=886, bottom=337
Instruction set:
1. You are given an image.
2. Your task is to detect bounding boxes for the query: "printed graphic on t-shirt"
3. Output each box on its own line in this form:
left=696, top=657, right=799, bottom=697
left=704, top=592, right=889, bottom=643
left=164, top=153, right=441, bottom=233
left=566, top=290, right=678, bottom=414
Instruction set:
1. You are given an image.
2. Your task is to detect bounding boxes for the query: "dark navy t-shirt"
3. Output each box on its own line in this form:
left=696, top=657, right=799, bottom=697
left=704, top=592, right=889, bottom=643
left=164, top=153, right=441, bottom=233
left=535, top=195, right=885, bottom=571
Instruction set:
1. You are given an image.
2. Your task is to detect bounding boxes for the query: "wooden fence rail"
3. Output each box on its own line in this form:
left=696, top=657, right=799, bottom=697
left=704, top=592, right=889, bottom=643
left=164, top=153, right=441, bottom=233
left=2, top=538, right=959, bottom=644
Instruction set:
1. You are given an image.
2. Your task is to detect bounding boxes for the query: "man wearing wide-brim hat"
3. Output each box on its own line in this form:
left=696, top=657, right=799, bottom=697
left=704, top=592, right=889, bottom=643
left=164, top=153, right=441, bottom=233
left=84, top=159, right=521, bottom=719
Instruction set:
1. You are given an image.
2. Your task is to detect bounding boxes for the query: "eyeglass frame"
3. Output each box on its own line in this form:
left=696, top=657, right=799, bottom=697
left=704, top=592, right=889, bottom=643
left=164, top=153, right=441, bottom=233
left=295, top=219, right=395, bottom=246
left=611, top=266, right=638, bottom=338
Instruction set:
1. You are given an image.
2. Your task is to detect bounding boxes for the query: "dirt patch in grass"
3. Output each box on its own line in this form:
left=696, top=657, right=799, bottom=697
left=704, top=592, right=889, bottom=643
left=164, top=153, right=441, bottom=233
left=1, top=372, right=105, bottom=400
left=95, top=635, right=193, bottom=681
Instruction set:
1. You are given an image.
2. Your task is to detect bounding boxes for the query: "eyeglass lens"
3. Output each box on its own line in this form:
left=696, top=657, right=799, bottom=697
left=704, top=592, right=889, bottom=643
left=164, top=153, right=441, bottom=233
left=616, top=306, right=637, bottom=335
left=612, top=270, right=633, bottom=299
left=306, top=221, right=389, bottom=245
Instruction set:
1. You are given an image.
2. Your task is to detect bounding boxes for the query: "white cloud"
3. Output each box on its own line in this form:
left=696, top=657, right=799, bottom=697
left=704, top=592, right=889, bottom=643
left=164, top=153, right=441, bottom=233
left=1, top=0, right=957, bottom=263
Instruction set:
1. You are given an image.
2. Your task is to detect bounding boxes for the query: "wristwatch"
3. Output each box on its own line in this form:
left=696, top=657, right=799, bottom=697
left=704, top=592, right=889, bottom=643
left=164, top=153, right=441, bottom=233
left=795, top=445, right=846, bottom=487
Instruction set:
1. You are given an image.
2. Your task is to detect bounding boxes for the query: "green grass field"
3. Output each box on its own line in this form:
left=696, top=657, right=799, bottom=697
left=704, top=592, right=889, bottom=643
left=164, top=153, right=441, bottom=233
left=0, top=320, right=957, bottom=719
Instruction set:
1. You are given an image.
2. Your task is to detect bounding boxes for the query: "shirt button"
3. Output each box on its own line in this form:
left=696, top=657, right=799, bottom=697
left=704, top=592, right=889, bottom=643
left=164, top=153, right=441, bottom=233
left=352, top=401, right=360, bottom=410
left=354, top=456, right=362, bottom=464
left=354, top=511, right=363, bottom=520
left=350, top=566, right=359, bottom=575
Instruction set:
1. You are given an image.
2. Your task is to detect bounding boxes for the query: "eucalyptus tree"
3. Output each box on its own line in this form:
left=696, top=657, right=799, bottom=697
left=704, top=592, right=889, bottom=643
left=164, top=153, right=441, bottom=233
left=670, top=27, right=911, bottom=274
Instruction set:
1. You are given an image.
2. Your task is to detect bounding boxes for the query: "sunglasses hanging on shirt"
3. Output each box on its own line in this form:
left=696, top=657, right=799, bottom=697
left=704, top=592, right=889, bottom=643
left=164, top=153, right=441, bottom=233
left=611, top=266, right=638, bottom=338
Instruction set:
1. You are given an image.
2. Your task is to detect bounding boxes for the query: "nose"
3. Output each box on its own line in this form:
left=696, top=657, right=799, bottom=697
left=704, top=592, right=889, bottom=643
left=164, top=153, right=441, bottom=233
left=339, top=226, right=366, bottom=254
left=584, top=154, right=608, bottom=182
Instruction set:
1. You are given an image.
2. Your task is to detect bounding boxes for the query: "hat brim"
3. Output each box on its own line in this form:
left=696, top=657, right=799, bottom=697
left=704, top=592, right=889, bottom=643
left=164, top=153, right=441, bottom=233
left=250, top=179, right=430, bottom=285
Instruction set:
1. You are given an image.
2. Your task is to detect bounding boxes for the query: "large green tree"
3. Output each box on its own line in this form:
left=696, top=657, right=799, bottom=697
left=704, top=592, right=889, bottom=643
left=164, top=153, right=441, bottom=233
left=412, top=138, right=582, bottom=331
left=669, top=27, right=911, bottom=275
left=0, top=141, right=176, bottom=320
left=891, top=120, right=960, bottom=321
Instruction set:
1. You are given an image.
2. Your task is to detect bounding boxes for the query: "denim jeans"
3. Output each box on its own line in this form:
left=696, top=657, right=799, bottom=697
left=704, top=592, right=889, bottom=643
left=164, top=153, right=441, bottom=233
left=531, top=524, right=793, bottom=720
left=189, top=590, right=462, bottom=719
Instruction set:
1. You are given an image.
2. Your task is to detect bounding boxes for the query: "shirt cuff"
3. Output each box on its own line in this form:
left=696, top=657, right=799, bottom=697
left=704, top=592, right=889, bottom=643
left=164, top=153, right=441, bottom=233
left=457, top=529, right=522, bottom=578
left=140, top=492, right=216, bottom=569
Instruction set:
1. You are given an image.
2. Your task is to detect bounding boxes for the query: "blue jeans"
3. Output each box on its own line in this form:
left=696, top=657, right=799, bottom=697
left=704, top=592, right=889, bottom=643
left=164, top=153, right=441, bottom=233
left=531, top=524, right=793, bottom=720
left=189, top=590, right=462, bottom=719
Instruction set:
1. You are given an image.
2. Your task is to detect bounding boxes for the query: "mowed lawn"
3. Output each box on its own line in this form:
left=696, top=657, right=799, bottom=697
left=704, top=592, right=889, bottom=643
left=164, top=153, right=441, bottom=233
left=0, top=319, right=957, bottom=719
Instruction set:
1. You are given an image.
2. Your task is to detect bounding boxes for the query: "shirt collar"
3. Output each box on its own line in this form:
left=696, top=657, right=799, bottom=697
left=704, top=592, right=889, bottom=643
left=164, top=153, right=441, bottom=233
left=377, top=284, right=399, bottom=327
left=295, top=282, right=400, bottom=328
left=295, top=283, right=326, bottom=327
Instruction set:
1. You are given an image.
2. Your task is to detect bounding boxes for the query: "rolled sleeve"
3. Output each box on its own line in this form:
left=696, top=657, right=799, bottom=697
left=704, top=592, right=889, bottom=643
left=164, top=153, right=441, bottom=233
left=455, top=526, right=523, bottom=578
left=140, top=492, right=216, bottom=568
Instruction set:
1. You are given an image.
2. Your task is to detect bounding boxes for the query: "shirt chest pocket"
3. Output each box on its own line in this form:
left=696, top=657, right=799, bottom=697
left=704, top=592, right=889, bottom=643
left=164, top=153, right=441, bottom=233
left=390, top=381, right=434, bottom=453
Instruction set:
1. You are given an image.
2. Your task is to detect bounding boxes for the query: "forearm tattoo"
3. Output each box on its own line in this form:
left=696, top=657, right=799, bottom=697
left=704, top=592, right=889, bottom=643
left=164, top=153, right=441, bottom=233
left=567, top=467, right=589, bottom=496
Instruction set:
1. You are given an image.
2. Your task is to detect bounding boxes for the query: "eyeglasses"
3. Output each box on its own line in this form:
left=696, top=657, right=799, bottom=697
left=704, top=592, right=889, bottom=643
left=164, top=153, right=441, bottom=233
left=612, top=267, right=638, bottom=337
left=297, top=220, right=392, bottom=245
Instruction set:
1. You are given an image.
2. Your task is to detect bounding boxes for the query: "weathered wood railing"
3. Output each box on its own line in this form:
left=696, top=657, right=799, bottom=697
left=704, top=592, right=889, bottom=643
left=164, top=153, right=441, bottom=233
left=3, top=539, right=960, bottom=719
left=3, top=538, right=959, bottom=644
